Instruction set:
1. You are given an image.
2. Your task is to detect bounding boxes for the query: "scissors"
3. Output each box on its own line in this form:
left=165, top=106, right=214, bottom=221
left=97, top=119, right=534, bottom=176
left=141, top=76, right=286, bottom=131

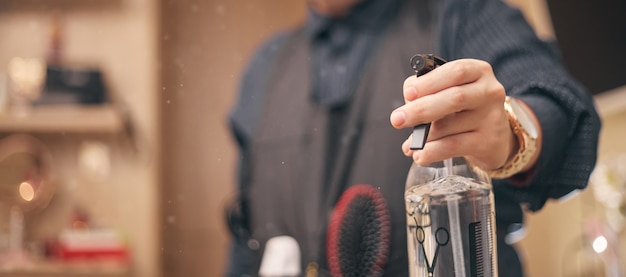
left=413, top=217, right=450, bottom=276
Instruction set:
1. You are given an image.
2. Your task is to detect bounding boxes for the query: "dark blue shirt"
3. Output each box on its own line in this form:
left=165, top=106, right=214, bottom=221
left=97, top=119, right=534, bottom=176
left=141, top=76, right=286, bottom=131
left=307, top=0, right=400, bottom=107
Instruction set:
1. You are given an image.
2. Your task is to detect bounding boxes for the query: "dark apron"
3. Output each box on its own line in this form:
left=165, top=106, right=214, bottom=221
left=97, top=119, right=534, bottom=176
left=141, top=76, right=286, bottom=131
left=244, top=0, right=524, bottom=276
left=247, top=1, right=435, bottom=275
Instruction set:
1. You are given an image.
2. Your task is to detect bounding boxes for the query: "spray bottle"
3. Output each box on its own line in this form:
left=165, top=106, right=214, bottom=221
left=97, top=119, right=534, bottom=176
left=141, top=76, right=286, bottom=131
left=404, top=54, right=498, bottom=277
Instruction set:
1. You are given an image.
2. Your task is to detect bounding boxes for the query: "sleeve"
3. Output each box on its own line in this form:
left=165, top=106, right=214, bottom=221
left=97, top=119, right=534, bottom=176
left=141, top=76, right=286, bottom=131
left=439, top=0, right=601, bottom=211
left=224, top=32, right=290, bottom=276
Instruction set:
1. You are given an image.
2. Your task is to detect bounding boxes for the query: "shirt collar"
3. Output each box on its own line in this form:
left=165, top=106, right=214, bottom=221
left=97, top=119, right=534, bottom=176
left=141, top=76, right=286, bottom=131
left=305, top=0, right=401, bottom=40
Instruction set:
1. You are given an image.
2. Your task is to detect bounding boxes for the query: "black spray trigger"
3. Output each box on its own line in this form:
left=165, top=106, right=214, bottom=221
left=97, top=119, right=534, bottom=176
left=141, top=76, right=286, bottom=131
left=408, top=54, right=447, bottom=150
left=410, top=123, right=431, bottom=150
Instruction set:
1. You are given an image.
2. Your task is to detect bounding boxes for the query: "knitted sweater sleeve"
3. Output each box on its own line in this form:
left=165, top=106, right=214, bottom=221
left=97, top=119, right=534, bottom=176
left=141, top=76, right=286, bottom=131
left=439, top=0, right=601, bottom=211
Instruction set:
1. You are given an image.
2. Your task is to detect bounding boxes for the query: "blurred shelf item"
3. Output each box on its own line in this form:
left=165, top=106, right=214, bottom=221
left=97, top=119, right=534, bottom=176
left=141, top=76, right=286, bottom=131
left=0, top=105, right=124, bottom=134
left=594, top=84, right=626, bottom=118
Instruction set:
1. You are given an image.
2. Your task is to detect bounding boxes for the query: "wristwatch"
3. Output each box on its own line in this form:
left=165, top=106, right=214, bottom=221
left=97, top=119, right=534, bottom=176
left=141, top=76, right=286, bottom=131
left=487, top=96, right=539, bottom=179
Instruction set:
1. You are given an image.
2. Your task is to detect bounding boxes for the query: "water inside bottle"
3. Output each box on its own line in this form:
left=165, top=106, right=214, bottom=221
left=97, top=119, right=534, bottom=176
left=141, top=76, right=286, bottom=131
left=405, top=175, right=498, bottom=277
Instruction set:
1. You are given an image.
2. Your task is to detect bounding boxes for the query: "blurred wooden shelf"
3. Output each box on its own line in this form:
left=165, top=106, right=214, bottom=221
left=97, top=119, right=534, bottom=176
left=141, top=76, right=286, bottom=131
left=594, top=84, right=626, bottom=118
left=0, top=260, right=130, bottom=277
left=0, top=105, right=124, bottom=134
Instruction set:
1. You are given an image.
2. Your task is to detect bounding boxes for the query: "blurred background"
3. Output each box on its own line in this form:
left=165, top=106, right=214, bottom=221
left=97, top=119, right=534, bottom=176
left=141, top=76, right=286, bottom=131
left=0, top=0, right=624, bottom=276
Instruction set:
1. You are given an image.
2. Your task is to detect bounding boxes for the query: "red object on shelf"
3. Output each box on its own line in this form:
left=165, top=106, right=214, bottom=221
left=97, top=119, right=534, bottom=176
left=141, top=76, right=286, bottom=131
left=55, top=244, right=129, bottom=262
left=49, top=229, right=130, bottom=263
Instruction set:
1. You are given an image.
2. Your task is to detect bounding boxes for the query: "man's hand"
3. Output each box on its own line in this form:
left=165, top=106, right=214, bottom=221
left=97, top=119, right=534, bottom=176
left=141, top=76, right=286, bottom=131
left=389, top=58, right=517, bottom=171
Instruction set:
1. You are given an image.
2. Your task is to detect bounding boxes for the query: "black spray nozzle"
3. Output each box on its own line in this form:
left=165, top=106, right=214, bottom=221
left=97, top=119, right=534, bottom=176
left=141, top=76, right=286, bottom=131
left=410, top=54, right=447, bottom=76
left=409, top=54, right=447, bottom=150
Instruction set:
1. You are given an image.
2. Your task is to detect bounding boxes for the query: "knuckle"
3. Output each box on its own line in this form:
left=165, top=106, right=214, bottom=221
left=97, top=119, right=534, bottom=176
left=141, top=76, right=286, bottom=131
left=442, top=136, right=462, bottom=155
left=448, top=62, right=468, bottom=83
left=448, top=87, right=466, bottom=108
left=403, top=77, right=413, bottom=90
left=477, top=60, right=493, bottom=72
left=410, top=102, right=427, bottom=118
left=487, top=82, right=506, bottom=99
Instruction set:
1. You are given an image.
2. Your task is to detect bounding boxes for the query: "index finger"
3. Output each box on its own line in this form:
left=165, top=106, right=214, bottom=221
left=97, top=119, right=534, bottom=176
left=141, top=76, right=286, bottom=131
left=403, top=59, right=485, bottom=100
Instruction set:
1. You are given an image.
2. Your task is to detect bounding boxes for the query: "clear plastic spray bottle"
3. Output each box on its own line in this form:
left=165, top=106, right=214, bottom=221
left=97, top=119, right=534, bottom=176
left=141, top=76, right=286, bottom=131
left=404, top=55, right=498, bottom=277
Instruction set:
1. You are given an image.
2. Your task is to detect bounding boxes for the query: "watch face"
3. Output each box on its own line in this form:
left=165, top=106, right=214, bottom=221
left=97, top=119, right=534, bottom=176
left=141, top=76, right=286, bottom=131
left=509, top=98, right=539, bottom=139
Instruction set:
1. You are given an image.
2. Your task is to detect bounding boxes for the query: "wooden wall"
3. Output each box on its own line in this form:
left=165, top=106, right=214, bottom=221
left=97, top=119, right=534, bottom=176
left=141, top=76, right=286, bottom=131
left=159, top=1, right=306, bottom=276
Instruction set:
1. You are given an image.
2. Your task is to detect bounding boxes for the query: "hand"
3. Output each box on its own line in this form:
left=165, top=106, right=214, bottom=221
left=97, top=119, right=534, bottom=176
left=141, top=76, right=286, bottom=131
left=389, top=58, right=515, bottom=171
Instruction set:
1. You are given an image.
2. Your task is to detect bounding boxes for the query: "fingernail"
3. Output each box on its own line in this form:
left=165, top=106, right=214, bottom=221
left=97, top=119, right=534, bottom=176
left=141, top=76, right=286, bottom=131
left=390, top=111, right=406, bottom=127
left=412, top=151, right=420, bottom=163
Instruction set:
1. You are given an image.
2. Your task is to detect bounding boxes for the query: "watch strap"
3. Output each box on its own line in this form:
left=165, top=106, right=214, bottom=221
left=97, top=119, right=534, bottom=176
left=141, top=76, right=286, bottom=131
left=487, top=97, right=538, bottom=179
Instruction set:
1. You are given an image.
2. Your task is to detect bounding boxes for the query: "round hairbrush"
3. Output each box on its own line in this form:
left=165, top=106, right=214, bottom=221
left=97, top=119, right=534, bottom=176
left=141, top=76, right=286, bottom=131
left=327, top=184, right=391, bottom=277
